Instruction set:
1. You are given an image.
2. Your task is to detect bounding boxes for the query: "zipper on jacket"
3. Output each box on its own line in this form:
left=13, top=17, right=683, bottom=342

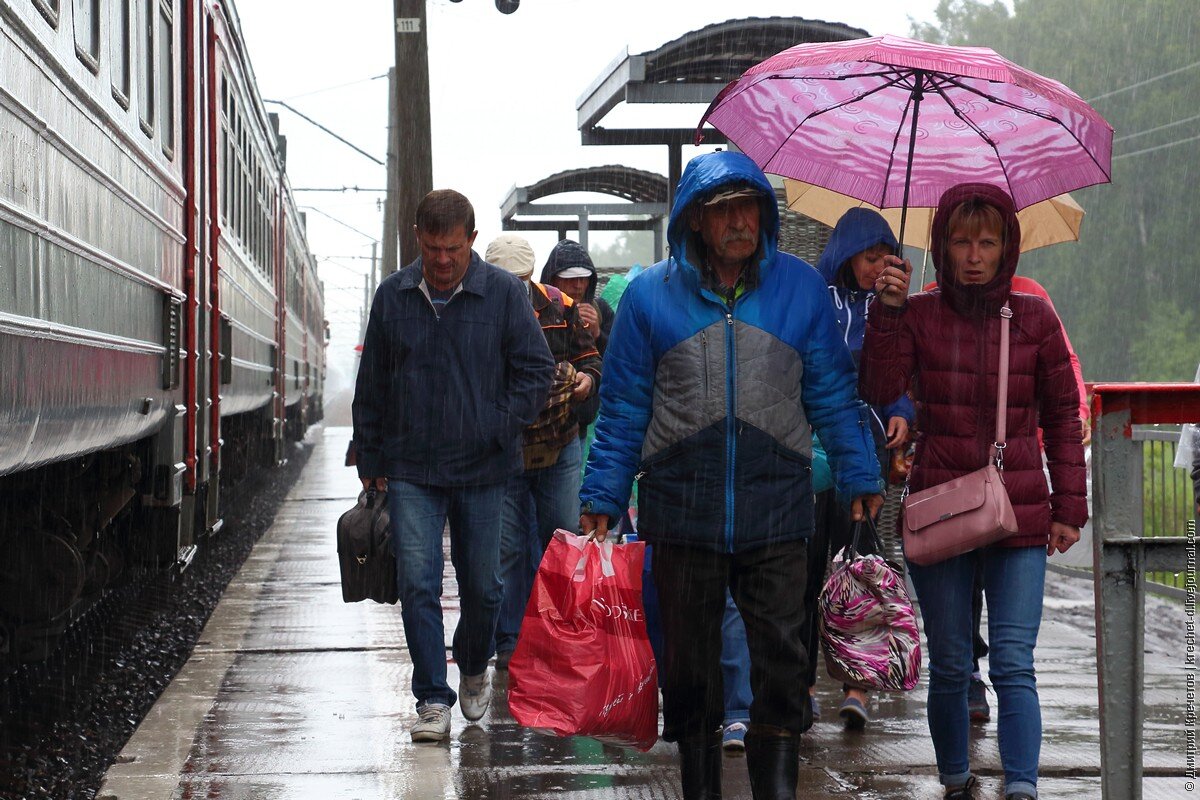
left=701, top=332, right=709, bottom=396
left=724, top=310, right=736, bottom=553
left=974, top=314, right=991, bottom=466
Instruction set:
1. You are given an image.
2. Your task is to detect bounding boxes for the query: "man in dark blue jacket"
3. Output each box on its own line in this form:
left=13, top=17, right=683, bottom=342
left=353, top=190, right=554, bottom=743
left=580, top=153, right=883, bottom=799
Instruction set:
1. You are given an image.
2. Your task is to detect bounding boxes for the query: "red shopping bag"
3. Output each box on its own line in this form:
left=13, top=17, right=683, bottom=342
left=508, top=530, right=659, bottom=751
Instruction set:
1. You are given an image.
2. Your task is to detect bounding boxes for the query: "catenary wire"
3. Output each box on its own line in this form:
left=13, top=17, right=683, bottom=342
left=1113, top=131, right=1200, bottom=161
left=1087, top=59, right=1200, bottom=102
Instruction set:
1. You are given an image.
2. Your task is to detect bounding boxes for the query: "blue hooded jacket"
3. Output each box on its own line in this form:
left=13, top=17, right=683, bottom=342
left=815, top=208, right=915, bottom=434
left=579, top=152, right=883, bottom=553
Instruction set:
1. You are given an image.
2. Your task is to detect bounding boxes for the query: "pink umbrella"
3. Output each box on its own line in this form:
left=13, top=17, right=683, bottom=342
left=697, top=35, right=1113, bottom=245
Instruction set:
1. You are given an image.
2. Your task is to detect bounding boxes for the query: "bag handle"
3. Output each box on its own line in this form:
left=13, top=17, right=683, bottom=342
left=572, top=537, right=616, bottom=581
left=992, top=303, right=1012, bottom=470
left=360, top=488, right=386, bottom=563
left=846, top=516, right=882, bottom=561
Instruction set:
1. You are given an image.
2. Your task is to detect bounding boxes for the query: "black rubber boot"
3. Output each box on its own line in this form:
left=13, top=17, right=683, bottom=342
left=745, top=734, right=799, bottom=800
left=677, top=732, right=722, bottom=799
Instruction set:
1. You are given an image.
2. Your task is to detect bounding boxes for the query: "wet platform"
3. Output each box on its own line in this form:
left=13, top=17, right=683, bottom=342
left=99, top=426, right=1192, bottom=799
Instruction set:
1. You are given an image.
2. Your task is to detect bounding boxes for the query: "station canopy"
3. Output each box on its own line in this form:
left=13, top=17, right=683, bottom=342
left=500, top=165, right=670, bottom=261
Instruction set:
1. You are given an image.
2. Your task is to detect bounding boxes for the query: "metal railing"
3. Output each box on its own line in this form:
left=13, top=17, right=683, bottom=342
left=1090, top=384, right=1200, bottom=799
left=1133, top=426, right=1195, bottom=593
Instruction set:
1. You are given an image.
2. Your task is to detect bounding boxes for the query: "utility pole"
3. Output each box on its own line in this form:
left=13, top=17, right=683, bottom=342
left=369, top=241, right=378, bottom=298
left=381, top=68, right=401, bottom=276
left=392, top=0, right=433, bottom=269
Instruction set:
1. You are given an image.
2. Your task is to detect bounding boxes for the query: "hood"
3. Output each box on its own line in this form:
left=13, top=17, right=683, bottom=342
left=667, top=151, right=779, bottom=279
left=540, top=240, right=598, bottom=301
left=815, top=207, right=898, bottom=287
left=930, top=182, right=1022, bottom=317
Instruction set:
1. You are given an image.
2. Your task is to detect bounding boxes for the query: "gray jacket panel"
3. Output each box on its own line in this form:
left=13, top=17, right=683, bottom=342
left=643, top=320, right=728, bottom=460
left=734, top=322, right=811, bottom=456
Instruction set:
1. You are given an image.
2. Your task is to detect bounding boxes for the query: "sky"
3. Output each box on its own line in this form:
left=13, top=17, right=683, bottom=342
left=233, top=0, right=943, bottom=384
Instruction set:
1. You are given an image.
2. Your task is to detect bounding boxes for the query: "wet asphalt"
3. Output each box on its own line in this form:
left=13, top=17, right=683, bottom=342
left=97, top=426, right=1193, bottom=799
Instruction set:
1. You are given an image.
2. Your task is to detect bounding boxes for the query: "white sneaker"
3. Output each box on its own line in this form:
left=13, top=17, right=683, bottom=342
left=459, top=670, right=492, bottom=722
left=411, top=703, right=451, bottom=742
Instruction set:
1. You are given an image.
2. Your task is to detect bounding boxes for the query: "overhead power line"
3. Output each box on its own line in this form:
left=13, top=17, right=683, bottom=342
left=293, top=186, right=388, bottom=193
left=301, top=206, right=380, bottom=242
left=1113, top=112, right=1200, bottom=143
left=1088, top=59, right=1200, bottom=102
left=264, top=100, right=384, bottom=165
left=281, top=73, right=388, bottom=102
left=1113, top=131, right=1200, bottom=161
left=317, top=257, right=370, bottom=277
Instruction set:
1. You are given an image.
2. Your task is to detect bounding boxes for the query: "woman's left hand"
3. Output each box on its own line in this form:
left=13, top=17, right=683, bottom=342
left=1048, top=522, right=1081, bottom=555
left=885, top=416, right=909, bottom=449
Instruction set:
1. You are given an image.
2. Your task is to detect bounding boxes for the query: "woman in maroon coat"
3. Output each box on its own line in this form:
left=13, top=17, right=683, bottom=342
left=860, top=183, right=1087, bottom=800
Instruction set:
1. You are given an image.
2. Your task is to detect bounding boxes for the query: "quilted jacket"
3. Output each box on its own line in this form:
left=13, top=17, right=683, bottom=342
left=859, top=183, right=1088, bottom=547
left=579, top=152, right=883, bottom=554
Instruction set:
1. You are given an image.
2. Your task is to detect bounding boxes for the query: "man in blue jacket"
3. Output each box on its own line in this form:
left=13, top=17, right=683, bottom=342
left=579, top=153, right=883, bottom=799
left=353, top=190, right=554, bottom=743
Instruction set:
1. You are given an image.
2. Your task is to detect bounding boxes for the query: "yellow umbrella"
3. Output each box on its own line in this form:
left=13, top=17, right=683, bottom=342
left=783, top=179, right=1084, bottom=254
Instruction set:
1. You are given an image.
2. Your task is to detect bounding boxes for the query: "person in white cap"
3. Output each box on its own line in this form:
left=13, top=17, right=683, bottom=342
left=484, top=234, right=603, bottom=670
left=540, top=240, right=615, bottom=446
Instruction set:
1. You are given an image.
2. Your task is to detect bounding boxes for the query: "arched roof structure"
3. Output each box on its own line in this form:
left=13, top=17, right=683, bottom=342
left=640, top=17, right=869, bottom=84
left=523, top=166, right=668, bottom=205
left=500, top=165, right=670, bottom=260
left=576, top=17, right=870, bottom=209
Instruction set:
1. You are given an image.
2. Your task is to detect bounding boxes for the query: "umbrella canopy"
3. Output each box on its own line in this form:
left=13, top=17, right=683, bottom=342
left=698, top=34, right=1113, bottom=230
left=784, top=179, right=1084, bottom=253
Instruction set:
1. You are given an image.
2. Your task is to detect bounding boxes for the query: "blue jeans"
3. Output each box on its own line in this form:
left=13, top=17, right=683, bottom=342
left=908, top=546, right=1046, bottom=798
left=388, top=480, right=507, bottom=710
left=721, top=591, right=752, bottom=726
left=495, top=438, right=581, bottom=654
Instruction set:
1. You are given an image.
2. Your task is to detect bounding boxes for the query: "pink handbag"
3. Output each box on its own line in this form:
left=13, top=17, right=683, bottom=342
left=901, top=304, right=1019, bottom=566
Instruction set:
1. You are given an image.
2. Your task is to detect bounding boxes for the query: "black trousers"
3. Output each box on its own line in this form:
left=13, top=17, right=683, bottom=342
left=652, top=539, right=811, bottom=741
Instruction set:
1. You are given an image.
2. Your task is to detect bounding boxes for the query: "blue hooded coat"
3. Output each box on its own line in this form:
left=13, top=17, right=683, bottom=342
left=579, top=152, right=882, bottom=553
left=815, top=208, right=915, bottom=442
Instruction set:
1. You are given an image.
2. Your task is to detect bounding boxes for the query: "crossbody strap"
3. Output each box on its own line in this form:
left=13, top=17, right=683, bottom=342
left=993, top=303, right=1012, bottom=470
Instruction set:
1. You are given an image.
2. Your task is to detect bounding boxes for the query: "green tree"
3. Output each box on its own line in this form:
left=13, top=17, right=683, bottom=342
left=588, top=231, right=656, bottom=270
left=912, top=0, right=1200, bottom=381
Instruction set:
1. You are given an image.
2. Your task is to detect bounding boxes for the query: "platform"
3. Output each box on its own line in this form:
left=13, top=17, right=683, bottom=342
left=98, top=426, right=1192, bottom=799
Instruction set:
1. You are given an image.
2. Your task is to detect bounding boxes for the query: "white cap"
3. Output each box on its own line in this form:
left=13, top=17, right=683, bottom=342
left=484, top=234, right=535, bottom=278
left=555, top=266, right=593, bottom=280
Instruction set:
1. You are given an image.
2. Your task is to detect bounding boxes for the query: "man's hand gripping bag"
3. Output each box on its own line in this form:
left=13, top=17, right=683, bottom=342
left=508, top=530, right=658, bottom=751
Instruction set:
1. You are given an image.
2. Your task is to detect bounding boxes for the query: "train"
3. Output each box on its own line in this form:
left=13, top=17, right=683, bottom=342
left=0, top=0, right=326, bottom=666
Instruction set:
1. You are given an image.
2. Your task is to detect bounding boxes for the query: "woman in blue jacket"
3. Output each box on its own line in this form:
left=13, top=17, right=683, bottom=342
left=805, top=208, right=914, bottom=730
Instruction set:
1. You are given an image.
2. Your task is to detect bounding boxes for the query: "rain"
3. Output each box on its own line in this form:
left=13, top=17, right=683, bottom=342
left=1, top=0, right=1197, bottom=798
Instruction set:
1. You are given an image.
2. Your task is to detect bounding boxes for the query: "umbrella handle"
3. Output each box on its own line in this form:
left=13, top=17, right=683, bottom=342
left=896, top=70, right=925, bottom=258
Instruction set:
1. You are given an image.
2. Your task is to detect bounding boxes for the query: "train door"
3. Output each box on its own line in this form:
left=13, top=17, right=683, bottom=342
left=201, top=0, right=222, bottom=533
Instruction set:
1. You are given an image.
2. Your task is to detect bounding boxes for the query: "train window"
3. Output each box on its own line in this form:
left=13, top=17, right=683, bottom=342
left=137, top=0, right=155, bottom=138
left=219, top=126, right=227, bottom=221
left=219, top=316, right=232, bottom=385
left=73, top=0, right=100, bottom=72
left=111, top=0, right=131, bottom=108
left=253, top=168, right=261, bottom=271
left=250, top=167, right=258, bottom=268
left=158, top=2, right=174, bottom=158
left=31, top=0, right=59, bottom=27
left=235, top=117, right=243, bottom=243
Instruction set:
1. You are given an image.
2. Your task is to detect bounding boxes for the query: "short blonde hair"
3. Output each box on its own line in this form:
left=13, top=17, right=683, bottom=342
left=946, top=199, right=1004, bottom=244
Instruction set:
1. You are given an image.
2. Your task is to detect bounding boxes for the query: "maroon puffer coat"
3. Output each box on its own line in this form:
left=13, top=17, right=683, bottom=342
left=860, top=183, right=1087, bottom=547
